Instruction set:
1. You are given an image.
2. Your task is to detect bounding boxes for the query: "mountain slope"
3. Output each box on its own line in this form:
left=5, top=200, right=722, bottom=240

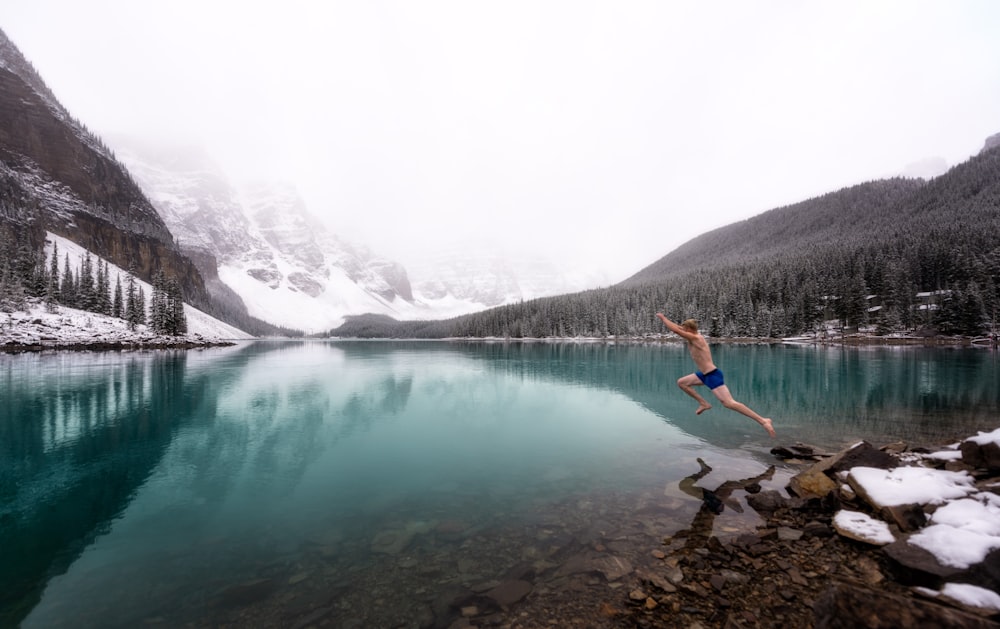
left=628, top=134, right=1000, bottom=287
left=115, top=140, right=610, bottom=332
left=113, top=141, right=424, bottom=333
left=624, top=178, right=925, bottom=284
left=331, top=135, right=1000, bottom=339
left=0, top=29, right=211, bottom=310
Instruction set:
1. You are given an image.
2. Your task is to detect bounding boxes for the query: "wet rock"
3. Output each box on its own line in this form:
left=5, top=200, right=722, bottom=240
left=556, top=552, right=633, bottom=582
left=745, top=490, right=788, bottom=513
left=291, top=606, right=334, bottom=629
left=371, top=521, right=432, bottom=555
left=636, top=568, right=677, bottom=594
left=215, top=578, right=277, bottom=608
left=287, top=571, right=309, bottom=585
left=485, top=579, right=532, bottom=608
left=813, top=582, right=1000, bottom=629
left=770, top=443, right=828, bottom=461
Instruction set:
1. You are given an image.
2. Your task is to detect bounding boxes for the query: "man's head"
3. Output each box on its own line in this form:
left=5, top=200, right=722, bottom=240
left=681, top=319, right=699, bottom=332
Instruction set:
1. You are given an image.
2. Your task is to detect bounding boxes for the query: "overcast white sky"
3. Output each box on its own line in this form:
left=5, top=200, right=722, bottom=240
left=5, top=1, right=1000, bottom=283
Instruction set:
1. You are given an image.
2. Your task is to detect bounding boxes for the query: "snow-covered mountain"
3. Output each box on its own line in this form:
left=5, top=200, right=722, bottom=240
left=115, top=140, right=611, bottom=332
left=404, top=241, right=611, bottom=308
left=115, top=141, right=421, bottom=333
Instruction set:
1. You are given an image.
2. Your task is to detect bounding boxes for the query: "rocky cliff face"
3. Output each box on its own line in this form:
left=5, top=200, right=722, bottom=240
left=114, top=140, right=415, bottom=331
left=0, top=29, right=210, bottom=311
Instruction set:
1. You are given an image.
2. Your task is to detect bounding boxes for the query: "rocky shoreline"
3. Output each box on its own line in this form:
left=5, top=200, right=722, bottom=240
left=0, top=337, right=236, bottom=353
left=91, top=431, right=1000, bottom=629
left=438, top=433, right=1000, bottom=629
left=603, top=434, right=1000, bottom=629
left=0, top=307, right=237, bottom=353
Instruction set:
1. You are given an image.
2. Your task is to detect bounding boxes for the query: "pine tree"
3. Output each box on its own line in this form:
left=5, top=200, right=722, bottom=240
left=151, top=271, right=166, bottom=333
left=48, top=242, right=60, bottom=304
left=0, top=256, right=26, bottom=312
left=61, top=254, right=76, bottom=307
left=135, top=286, right=147, bottom=326
left=78, top=252, right=96, bottom=312
left=112, top=276, right=123, bottom=319
left=168, top=278, right=187, bottom=335
left=97, top=260, right=111, bottom=315
left=125, top=275, right=137, bottom=330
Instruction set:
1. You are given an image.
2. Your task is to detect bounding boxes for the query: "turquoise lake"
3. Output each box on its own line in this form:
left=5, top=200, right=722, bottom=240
left=2, top=341, right=998, bottom=627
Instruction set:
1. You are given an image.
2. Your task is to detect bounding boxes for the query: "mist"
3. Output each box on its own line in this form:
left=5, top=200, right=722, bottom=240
left=5, top=0, right=1000, bottom=283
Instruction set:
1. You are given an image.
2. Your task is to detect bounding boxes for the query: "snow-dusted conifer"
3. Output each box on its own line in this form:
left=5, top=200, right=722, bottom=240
left=112, top=276, right=123, bottom=319
left=61, top=253, right=76, bottom=307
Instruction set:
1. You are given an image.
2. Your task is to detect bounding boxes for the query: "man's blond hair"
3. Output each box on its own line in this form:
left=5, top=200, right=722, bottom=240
left=681, top=319, right=698, bottom=332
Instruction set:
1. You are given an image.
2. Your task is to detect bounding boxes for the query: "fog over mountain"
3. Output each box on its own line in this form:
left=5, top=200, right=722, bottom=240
left=114, top=139, right=608, bottom=332
left=6, top=2, right=1000, bottom=287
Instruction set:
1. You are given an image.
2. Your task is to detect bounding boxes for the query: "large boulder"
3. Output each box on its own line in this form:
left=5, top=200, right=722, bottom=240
left=813, top=583, right=1000, bottom=628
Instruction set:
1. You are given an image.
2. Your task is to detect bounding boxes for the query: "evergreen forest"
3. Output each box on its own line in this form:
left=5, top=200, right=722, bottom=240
left=329, top=145, right=1000, bottom=340
left=0, top=234, right=188, bottom=336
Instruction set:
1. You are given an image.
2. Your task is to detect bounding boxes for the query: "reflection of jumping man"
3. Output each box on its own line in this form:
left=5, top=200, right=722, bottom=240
left=656, top=313, right=775, bottom=437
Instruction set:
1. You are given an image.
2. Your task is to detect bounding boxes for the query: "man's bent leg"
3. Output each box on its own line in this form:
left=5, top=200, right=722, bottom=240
left=677, top=374, right=712, bottom=415
left=711, top=385, right=776, bottom=437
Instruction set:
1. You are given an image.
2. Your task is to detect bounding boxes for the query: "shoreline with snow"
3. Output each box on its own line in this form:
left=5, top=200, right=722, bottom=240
left=0, top=299, right=246, bottom=353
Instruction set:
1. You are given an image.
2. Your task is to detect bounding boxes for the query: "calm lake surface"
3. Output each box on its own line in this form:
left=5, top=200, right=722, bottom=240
left=2, top=341, right=998, bottom=627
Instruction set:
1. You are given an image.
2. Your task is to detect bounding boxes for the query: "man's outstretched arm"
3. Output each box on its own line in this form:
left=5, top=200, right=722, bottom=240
left=656, top=313, right=697, bottom=340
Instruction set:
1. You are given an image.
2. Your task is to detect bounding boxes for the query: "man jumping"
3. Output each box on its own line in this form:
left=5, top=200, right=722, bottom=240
left=656, top=313, right=775, bottom=438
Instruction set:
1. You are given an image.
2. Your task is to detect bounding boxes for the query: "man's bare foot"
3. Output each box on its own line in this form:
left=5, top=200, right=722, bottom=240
left=760, top=418, right=776, bottom=438
left=696, top=404, right=712, bottom=415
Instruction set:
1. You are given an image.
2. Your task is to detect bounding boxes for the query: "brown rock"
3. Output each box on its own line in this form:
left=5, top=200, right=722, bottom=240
left=961, top=438, right=1000, bottom=472
left=881, top=503, right=927, bottom=532
left=813, top=582, right=1000, bottom=628
left=816, top=441, right=897, bottom=476
left=486, top=579, right=533, bottom=608
left=788, top=465, right=839, bottom=499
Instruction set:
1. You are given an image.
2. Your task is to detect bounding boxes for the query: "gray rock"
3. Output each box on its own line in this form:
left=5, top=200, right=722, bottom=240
left=817, top=441, right=897, bottom=476
left=746, top=490, right=788, bottom=513
left=882, top=538, right=963, bottom=581
left=778, top=526, right=804, bottom=541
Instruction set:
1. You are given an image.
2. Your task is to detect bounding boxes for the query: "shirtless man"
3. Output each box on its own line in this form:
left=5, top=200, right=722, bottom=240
left=656, top=313, right=776, bottom=438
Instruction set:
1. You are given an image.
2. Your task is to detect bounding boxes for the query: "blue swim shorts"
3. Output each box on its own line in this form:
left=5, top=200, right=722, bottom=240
left=695, top=368, right=725, bottom=390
